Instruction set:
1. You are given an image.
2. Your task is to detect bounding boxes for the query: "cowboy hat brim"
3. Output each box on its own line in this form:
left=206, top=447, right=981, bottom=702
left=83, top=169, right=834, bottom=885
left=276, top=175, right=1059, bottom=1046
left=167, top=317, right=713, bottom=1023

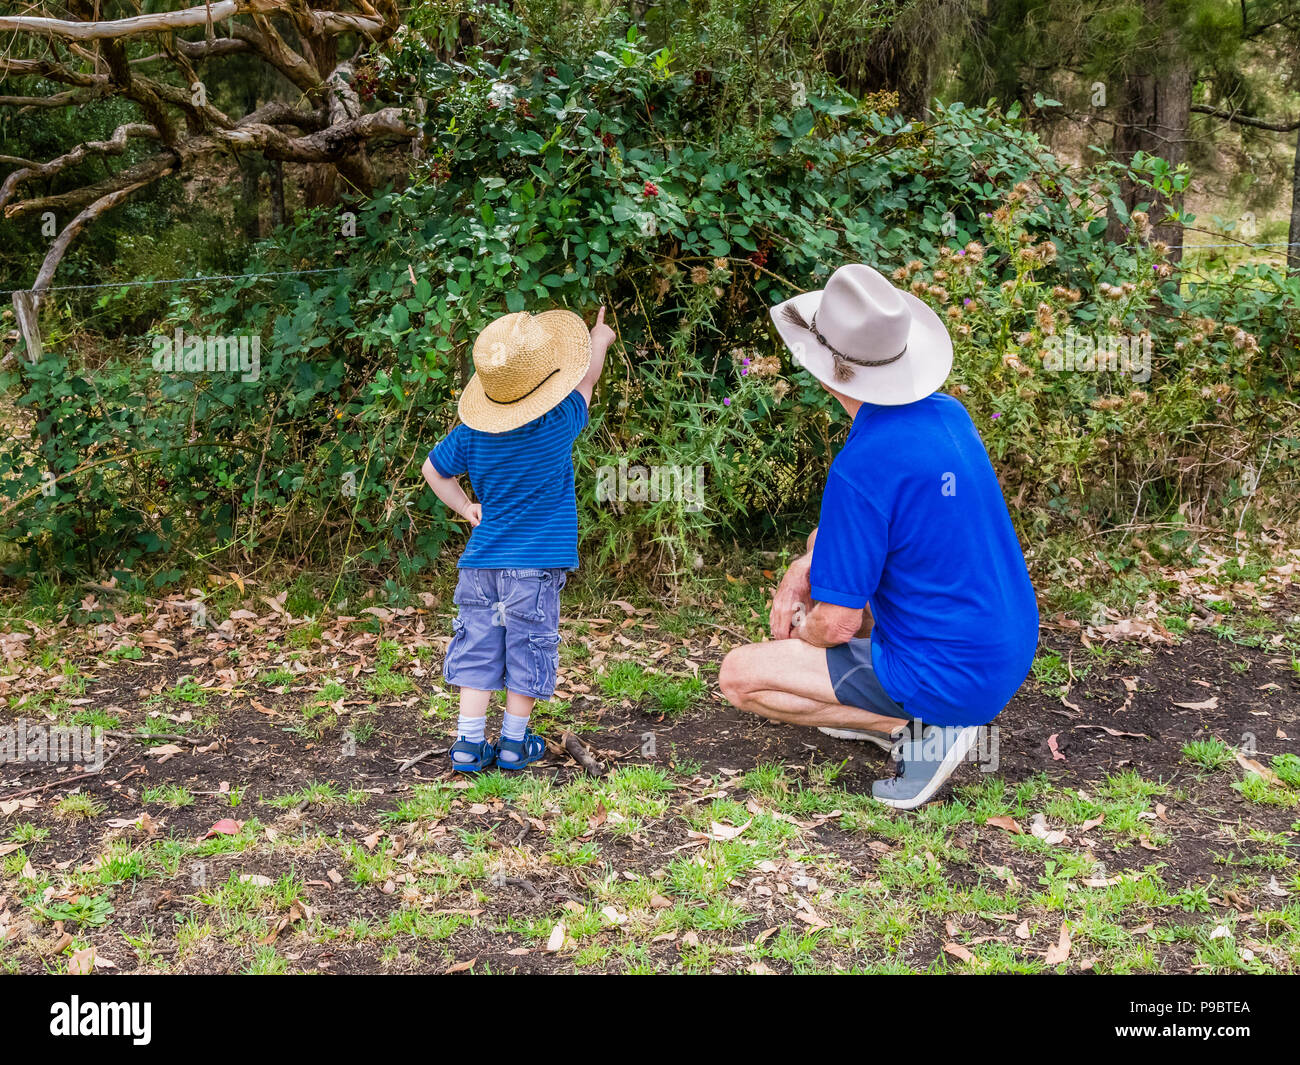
left=458, top=309, right=592, bottom=433
left=768, top=288, right=953, bottom=405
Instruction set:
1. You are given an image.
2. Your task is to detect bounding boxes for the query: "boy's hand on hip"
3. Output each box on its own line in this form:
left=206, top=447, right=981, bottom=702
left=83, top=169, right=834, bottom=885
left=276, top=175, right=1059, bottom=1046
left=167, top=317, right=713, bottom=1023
left=589, top=305, right=615, bottom=354
left=461, top=503, right=482, bottom=527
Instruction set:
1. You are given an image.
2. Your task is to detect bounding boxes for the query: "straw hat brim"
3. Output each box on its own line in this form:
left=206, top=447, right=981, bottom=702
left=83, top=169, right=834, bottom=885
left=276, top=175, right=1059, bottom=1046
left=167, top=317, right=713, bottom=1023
left=458, top=309, right=592, bottom=433
left=769, top=289, right=953, bottom=405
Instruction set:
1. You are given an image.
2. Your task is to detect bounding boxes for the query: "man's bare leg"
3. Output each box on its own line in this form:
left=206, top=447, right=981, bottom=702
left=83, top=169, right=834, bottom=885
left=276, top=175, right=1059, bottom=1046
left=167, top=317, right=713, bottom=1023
left=718, top=639, right=908, bottom=734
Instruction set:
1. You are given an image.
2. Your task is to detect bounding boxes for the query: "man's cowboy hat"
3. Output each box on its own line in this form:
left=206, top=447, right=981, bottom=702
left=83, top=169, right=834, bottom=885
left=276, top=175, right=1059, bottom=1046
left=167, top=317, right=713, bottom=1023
left=458, top=309, right=591, bottom=433
left=769, top=264, right=952, bottom=405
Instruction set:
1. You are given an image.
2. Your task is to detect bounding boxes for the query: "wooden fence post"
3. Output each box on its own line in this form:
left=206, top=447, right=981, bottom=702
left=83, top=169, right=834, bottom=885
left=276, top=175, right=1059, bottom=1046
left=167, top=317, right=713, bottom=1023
left=11, top=289, right=43, bottom=364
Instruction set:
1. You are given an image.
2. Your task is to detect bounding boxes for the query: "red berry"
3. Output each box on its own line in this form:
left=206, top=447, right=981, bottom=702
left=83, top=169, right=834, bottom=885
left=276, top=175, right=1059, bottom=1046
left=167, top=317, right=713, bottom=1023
left=643, top=181, right=658, bottom=197
left=804, top=160, right=815, bottom=171
left=602, top=132, right=616, bottom=148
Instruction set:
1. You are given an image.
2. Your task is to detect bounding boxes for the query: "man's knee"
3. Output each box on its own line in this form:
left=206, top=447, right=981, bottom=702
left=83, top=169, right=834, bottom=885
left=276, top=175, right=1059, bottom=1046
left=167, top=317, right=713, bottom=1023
left=718, top=646, right=753, bottom=709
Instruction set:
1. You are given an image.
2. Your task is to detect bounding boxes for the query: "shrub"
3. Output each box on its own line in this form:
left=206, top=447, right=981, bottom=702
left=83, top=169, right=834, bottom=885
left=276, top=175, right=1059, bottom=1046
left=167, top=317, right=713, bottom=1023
left=3, top=6, right=1297, bottom=587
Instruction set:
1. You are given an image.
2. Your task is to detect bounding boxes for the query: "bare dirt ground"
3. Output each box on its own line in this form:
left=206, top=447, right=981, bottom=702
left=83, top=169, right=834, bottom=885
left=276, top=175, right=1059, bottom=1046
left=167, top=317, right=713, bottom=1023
left=2, top=558, right=1299, bottom=974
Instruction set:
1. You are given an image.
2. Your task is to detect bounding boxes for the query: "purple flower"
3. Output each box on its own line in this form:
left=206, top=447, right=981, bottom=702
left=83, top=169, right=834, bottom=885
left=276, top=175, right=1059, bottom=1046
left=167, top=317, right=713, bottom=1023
left=741, top=368, right=749, bottom=375
left=991, top=412, right=1001, bottom=420
left=723, top=397, right=732, bottom=406
left=963, top=298, right=972, bottom=306
left=743, top=358, right=751, bottom=365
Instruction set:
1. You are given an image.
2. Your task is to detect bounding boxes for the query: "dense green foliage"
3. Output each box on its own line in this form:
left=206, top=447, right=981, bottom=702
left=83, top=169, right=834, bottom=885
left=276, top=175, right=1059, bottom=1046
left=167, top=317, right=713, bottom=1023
left=2, top=5, right=1298, bottom=590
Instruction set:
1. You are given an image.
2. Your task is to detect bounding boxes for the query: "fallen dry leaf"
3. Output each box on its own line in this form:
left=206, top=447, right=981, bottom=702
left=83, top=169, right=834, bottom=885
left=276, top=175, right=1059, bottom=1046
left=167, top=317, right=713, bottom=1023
left=1172, top=696, right=1219, bottom=711
left=1029, top=813, right=1069, bottom=846
left=1234, top=750, right=1282, bottom=785
left=1044, top=922, right=1071, bottom=965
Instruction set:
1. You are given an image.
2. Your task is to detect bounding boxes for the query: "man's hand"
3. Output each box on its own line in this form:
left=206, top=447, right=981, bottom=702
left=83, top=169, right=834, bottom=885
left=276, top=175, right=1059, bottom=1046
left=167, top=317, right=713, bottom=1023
left=771, top=553, right=813, bottom=640
left=461, top=503, right=482, bottom=527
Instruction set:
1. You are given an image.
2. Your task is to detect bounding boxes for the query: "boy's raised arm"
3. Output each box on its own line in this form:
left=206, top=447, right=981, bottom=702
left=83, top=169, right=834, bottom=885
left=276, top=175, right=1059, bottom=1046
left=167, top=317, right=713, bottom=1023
left=577, top=305, right=615, bottom=406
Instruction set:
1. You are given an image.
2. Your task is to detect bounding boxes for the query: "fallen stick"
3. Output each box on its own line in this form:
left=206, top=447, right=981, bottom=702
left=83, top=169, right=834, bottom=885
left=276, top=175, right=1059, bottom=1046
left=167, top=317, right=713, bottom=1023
left=103, top=730, right=207, bottom=745
left=561, top=731, right=605, bottom=777
left=1, top=752, right=118, bottom=799
left=397, top=747, right=446, bottom=772
left=502, top=876, right=540, bottom=898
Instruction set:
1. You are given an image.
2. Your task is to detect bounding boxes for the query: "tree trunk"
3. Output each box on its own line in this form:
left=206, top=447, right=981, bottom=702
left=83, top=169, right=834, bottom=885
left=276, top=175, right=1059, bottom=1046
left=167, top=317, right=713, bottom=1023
left=269, top=160, right=285, bottom=229
left=1289, top=129, right=1300, bottom=275
left=1106, top=60, right=1192, bottom=262
left=239, top=160, right=262, bottom=241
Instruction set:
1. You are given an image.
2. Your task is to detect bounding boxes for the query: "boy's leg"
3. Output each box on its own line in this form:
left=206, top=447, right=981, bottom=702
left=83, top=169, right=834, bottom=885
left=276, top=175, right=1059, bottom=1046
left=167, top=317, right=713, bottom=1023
left=452, top=686, right=493, bottom=763
left=499, top=568, right=565, bottom=767
left=498, top=690, right=536, bottom=765
left=444, top=570, right=507, bottom=765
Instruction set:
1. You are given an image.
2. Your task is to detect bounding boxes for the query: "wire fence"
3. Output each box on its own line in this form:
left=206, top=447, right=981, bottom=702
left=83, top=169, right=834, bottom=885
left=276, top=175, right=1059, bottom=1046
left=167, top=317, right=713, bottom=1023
left=0, top=267, right=348, bottom=299
left=2, top=241, right=1296, bottom=300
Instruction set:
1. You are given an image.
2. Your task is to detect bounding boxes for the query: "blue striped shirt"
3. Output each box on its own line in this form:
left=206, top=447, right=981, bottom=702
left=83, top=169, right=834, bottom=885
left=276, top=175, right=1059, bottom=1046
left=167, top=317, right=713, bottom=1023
left=429, top=390, right=588, bottom=570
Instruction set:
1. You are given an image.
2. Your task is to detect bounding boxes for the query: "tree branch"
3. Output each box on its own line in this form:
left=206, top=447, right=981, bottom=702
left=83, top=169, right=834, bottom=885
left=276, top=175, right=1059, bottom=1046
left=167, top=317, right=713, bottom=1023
left=0, top=2, right=385, bottom=42
left=32, top=174, right=172, bottom=309
left=4, top=150, right=178, bottom=220
left=1191, top=103, right=1300, bottom=133
left=1, top=122, right=159, bottom=211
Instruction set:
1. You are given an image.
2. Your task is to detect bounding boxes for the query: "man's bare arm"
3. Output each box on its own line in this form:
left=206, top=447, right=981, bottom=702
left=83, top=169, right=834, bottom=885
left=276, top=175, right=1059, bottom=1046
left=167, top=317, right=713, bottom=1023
left=795, top=601, right=864, bottom=648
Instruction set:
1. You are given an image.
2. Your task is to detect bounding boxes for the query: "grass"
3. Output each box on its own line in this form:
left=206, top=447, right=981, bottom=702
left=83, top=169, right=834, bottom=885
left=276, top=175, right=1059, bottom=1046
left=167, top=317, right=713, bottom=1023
left=1183, top=737, right=1234, bottom=771
left=599, top=661, right=706, bottom=717
left=143, top=784, right=194, bottom=809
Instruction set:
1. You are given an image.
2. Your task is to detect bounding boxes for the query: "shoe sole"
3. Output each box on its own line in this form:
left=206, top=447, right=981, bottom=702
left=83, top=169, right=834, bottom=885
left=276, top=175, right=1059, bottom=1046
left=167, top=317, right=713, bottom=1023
left=497, top=757, right=542, bottom=772
left=873, top=726, right=981, bottom=811
left=817, top=726, right=897, bottom=753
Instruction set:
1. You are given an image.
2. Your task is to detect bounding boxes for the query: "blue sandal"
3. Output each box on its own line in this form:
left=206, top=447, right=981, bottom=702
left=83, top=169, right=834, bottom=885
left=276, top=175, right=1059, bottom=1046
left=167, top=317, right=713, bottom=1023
left=449, top=737, right=497, bottom=772
left=495, top=729, right=546, bottom=772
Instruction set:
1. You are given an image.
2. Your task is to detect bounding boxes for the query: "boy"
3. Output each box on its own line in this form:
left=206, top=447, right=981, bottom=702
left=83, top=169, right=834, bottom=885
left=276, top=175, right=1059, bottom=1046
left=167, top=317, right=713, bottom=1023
left=422, top=306, right=614, bottom=771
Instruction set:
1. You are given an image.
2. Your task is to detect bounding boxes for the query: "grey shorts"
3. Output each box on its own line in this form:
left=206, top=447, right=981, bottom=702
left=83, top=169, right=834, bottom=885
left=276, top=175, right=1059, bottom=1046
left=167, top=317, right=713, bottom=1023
left=825, top=638, right=913, bottom=721
left=443, top=568, right=567, bottom=699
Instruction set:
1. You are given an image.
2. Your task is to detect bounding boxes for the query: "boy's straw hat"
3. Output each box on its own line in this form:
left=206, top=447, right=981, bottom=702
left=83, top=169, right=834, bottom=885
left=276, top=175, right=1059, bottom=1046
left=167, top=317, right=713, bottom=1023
left=769, top=264, right=952, bottom=405
left=458, top=309, right=591, bottom=433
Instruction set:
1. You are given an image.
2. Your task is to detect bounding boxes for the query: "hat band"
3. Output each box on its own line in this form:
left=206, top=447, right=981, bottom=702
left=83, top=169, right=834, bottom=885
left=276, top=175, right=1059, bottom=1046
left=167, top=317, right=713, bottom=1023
left=810, top=311, right=907, bottom=369
left=483, top=367, right=561, bottom=405
left=779, top=302, right=907, bottom=384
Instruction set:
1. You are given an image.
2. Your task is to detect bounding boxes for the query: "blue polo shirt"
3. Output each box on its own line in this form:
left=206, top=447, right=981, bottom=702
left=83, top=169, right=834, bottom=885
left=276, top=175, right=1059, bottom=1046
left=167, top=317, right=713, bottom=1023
left=429, top=390, right=587, bottom=570
left=810, top=394, right=1039, bottom=726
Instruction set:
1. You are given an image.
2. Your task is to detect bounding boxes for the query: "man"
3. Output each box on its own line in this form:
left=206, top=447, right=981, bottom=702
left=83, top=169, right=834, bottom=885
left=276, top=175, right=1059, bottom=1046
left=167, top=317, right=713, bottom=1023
left=718, top=264, right=1039, bottom=809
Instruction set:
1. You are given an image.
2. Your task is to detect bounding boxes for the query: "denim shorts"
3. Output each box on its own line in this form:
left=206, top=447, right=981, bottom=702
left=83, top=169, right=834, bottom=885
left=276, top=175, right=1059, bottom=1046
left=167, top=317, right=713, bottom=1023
left=825, top=638, right=913, bottom=721
left=443, top=568, right=567, bottom=699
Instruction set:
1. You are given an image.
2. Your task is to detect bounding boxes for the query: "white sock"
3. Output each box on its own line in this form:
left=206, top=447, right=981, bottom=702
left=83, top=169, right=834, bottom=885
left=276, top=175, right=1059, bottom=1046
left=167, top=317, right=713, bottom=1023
left=453, top=714, right=487, bottom=763
left=498, top=711, right=530, bottom=762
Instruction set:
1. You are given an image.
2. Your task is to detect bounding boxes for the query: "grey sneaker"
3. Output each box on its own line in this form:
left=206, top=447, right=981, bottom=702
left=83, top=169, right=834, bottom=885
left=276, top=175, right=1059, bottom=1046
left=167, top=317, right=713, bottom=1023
left=817, top=726, right=900, bottom=754
left=871, top=725, right=981, bottom=810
